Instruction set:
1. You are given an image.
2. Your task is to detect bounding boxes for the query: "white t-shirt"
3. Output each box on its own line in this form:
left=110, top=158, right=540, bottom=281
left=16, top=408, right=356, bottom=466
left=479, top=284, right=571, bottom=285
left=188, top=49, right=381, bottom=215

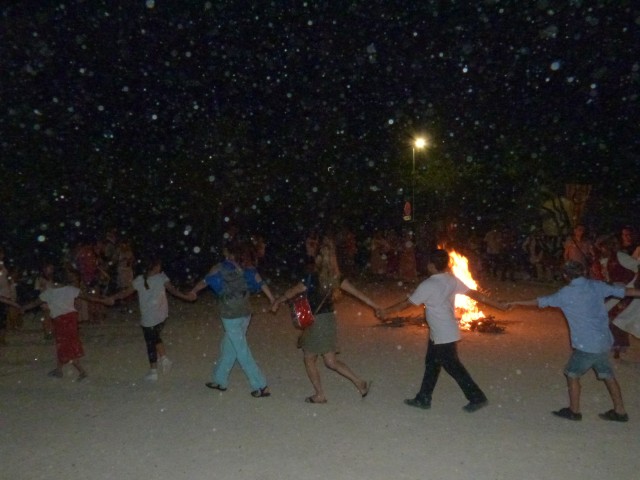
left=408, top=272, right=471, bottom=344
left=39, top=285, right=80, bottom=319
left=132, top=272, right=170, bottom=327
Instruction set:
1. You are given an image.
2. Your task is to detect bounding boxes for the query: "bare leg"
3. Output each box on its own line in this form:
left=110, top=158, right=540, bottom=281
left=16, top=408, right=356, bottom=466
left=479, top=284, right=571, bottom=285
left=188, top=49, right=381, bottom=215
left=603, top=378, right=626, bottom=414
left=567, top=376, right=581, bottom=413
left=322, top=352, right=368, bottom=396
left=155, top=341, right=166, bottom=368
left=71, top=360, right=87, bottom=379
left=303, top=353, right=326, bottom=402
left=43, top=314, right=53, bottom=339
left=157, top=342, right=166, bottom=359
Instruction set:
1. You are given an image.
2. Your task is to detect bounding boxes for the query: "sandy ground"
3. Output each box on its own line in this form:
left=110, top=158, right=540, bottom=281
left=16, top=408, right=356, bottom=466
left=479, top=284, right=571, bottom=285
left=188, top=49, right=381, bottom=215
left=1, top=277, right=639, bottom=480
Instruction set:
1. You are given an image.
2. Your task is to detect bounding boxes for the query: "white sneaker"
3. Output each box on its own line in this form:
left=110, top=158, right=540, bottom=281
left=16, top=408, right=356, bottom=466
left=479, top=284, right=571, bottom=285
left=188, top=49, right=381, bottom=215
left=160, top=356, right=173, bottom=373
left=145, top=369, right=158, bottom=382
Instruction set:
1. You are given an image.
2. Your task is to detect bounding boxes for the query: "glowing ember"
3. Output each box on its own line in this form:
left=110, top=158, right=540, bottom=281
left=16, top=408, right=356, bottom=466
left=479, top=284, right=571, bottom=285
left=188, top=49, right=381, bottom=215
left=448, top=249, right=485, bottom=329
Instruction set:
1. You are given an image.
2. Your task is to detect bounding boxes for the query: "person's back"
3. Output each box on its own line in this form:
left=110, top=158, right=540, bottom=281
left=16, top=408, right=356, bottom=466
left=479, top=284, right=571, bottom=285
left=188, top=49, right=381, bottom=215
left=210, top=260, right=251, bottom=319
left=538, top=267, right=621, bottom=353
left=132, top=272, right=169, bottom=327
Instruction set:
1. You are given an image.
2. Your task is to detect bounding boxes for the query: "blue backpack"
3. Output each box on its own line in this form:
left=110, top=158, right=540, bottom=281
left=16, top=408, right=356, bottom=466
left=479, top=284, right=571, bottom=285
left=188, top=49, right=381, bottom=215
left=205, top=261, right=263, bottom=297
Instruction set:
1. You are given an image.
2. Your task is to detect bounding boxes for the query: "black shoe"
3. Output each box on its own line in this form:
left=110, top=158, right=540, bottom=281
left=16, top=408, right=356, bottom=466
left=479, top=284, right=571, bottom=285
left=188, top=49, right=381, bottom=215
left=463, top=399, right=488, bottom=413
left=205, top=382, right=227, bottom=391
left=404, top=397, right=431, bottom=410
left=552, top=407, right=582, bottom=421
left=598, top=409, right=629, bottom=422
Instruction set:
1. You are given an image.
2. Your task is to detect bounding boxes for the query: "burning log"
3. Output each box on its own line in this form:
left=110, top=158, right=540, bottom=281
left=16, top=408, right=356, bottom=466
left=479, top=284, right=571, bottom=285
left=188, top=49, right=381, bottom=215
left=466, top=315, right=506, bottom=334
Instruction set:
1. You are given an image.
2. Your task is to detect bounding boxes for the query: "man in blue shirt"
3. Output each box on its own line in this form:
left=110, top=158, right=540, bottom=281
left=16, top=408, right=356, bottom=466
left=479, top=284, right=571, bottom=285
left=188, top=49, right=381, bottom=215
left=510, top=261, right=640, bottom=422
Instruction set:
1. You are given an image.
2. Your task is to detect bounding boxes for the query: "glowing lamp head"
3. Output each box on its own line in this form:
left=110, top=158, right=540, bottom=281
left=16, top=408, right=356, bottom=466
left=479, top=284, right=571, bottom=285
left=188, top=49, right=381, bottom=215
left=414, top=137, right=427, bottom=149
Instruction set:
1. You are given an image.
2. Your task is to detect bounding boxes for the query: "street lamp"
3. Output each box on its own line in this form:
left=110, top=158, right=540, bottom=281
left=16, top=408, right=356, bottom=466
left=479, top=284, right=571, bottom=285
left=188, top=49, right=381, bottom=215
left=411, top=137, right=427, bottom=221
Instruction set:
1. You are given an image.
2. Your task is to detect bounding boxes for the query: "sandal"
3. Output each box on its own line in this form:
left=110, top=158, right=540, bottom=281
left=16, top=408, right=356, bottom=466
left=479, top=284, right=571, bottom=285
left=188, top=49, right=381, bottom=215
left=305, top=395, right=327, bottom=404
left=251, top=386, right=271, bottom=398
left=205, top=382, right=227, bottom=391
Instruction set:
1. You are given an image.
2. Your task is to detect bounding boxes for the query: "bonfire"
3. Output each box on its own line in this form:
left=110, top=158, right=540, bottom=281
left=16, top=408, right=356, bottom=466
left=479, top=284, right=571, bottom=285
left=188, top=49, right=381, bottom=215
left=449, top=249, right=505, bottom=334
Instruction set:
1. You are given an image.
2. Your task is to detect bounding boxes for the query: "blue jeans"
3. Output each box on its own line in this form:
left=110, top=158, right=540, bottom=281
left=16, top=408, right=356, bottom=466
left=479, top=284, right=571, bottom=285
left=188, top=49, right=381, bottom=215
left=212, top=315, right=267, bottom=391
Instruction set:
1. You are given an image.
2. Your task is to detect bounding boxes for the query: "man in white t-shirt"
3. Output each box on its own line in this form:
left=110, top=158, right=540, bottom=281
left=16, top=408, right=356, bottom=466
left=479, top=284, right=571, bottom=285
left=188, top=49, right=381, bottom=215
left=379, top=249, right=507, bottom=412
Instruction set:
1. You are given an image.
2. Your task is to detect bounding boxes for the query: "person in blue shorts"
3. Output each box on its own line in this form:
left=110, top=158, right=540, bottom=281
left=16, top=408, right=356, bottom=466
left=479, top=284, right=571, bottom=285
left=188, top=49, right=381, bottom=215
left=509, top=260, right=640, bottom=422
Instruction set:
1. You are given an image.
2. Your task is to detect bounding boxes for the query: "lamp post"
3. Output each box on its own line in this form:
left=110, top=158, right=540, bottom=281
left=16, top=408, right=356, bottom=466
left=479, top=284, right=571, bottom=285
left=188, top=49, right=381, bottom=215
left=411, top=137, right=427, bottom=221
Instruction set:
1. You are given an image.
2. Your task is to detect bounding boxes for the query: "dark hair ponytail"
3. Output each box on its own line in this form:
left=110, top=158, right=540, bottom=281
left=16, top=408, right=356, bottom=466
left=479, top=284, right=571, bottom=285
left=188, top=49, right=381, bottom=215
left=142, top=256, right=162, bottom=290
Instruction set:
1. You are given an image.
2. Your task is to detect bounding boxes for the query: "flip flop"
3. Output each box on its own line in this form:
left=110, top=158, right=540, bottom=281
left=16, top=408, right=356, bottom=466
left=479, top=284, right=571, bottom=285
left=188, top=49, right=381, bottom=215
left=205, top=382, right=227, bottom=391
left=305, top=395, right=327, bottom=404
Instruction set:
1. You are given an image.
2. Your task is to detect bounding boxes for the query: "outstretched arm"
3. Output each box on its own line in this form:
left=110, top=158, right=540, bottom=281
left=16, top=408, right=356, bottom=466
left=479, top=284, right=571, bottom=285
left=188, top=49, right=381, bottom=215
left=465, top=290, right=508, bottom=311
left=507, top=299, right=539, bottom=308
left=377, top=296, right=414, bottom=320
left=109, top=287, right=136, bottom=302
left=260, top=282, right=275, bottom=305
left=339, top=279, right=380, bottom=310
left=166, top=282, right=196, bottom=302
left=21, top=298, right=44, bottom=312
left=0, top=295, right=22, bottom=310
left=187, top=279, right=209, bottom=300
left=78, top=291, right=115, bottom=306
left=271, top=282, right=306, bottom=312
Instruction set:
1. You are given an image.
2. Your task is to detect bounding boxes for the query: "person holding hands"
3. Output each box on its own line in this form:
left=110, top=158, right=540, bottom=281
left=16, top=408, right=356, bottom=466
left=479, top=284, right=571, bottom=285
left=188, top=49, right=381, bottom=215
left=110, top=256, right=194, bottom=382
left=189, top=240, right=275, bottom=398
left=24, top=266, right=113, bottom=381
left=272, top=235, right=378, bottom=404
left=509, top=260, right=640, bottom=422
left=378, top=249, right=507, bottom=413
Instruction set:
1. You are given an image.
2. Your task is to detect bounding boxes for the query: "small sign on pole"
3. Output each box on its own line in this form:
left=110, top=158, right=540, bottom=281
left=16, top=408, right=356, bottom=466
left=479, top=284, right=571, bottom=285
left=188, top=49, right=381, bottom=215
left=403, top=201, right=412, bottom=221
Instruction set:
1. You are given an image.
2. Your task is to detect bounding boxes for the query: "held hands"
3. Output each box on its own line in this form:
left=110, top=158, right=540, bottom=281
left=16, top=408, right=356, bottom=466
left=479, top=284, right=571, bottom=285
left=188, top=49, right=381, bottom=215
left=102, top=297, right=116, bottom=307
left=494, top=301, right=510, bottom=311
left=271, top=296, right=286, bottom=313
left=375, top=308, right=388, bottom=321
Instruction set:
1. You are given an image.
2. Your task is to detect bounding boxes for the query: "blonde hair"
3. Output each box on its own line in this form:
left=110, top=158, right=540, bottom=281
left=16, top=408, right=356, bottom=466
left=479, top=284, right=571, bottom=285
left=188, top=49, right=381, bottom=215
left=316, top=236, right=341, bottom=291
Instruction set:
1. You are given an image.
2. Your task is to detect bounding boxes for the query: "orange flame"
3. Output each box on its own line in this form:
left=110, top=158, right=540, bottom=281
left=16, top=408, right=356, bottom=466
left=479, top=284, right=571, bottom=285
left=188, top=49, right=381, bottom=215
left=448, top=249, right=485, bottom=329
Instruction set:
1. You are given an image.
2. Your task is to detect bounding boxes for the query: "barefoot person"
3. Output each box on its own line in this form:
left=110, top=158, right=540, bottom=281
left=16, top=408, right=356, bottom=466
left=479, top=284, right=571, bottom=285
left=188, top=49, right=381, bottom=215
left=509, top=260, right=640, bottom=422
left=272, top=235, right=378, bottom=404
left=378, top=249, right=507, bottom=412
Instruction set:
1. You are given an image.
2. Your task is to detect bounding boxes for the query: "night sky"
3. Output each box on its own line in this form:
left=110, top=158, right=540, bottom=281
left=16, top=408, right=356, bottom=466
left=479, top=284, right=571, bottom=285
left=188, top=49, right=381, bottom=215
left=1, top=1, right=639, bottom=269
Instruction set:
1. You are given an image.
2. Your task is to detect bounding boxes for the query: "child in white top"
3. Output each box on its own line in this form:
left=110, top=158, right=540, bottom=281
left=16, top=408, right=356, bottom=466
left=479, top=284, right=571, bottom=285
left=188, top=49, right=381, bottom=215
left=110, top=257, right=193, bottom=381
